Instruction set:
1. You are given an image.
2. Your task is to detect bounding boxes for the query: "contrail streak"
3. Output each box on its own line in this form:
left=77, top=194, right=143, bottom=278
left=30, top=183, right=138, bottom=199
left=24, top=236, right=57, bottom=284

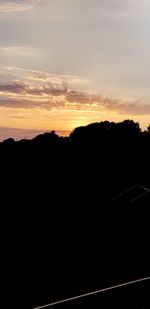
left=33, top=276, right=150, bottom=308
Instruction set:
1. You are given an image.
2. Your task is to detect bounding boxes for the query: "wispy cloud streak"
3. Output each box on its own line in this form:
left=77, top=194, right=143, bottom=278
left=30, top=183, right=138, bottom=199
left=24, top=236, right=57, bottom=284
left=0, top=0, right=40, bottom=13
left=0, top=66, right=150, bottom=115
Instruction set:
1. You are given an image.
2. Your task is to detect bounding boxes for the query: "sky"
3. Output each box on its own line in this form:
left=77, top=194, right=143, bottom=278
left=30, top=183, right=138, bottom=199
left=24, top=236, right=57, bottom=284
left=0, top=0, right=150, bottom=140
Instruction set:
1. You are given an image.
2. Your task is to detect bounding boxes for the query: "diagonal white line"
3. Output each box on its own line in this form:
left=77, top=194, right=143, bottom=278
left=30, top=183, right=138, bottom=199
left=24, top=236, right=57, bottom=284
left=33, top=276, right=150, bottom=309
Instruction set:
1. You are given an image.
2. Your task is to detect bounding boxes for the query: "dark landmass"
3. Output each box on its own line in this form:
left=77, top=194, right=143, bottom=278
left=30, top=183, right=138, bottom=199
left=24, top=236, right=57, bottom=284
left=0, top=120, right=150, bottom=308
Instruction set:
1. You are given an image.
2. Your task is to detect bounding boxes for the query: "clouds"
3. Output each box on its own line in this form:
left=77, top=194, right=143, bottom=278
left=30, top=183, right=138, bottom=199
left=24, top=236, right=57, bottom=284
left=0, top=0, right=150, bottom=134
left=0, top=83, right=24, bottom=93
left=0, top=66, right=88, bottom=110
left=0, top=0, right=40, bottom=13
left=0, top=66, right=150, bottom=115
left=0, top=46, right=41, bottom=68
left=0, top=0, right=150, bottom=100
left=0, top=46, right=39, bottom=57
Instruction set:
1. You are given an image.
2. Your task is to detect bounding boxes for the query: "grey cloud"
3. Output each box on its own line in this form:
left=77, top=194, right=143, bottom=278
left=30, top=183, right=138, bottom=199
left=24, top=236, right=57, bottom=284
left=0, top=83, right=25, bottom=93
left=0, top=80, right=150, bottom=115
left=102, top=97, right=150, bottom=115
left=0, top=66, right=150, bottom=115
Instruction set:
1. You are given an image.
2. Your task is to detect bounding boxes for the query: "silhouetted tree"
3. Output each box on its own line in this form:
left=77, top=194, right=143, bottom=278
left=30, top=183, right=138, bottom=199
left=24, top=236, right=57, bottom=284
left=147, top=124, right=150, bottom=133
left=3, top=137, right=15, bottom=144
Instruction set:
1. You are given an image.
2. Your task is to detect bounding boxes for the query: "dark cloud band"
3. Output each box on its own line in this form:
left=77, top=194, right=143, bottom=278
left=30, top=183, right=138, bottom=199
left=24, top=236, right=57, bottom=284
left=0, top=66, right=150, bottom=115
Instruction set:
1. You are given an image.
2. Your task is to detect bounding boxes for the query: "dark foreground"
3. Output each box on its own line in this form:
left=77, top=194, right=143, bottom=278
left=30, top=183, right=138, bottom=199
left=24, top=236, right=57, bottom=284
left=0, top=120, right=150, bottom=308
left=32, top=279, right=150, bottom=309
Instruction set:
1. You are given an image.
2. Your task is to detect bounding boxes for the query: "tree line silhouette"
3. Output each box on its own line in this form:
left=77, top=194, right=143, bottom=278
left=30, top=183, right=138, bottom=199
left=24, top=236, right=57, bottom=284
left=0, top=119, right=149, bottom=308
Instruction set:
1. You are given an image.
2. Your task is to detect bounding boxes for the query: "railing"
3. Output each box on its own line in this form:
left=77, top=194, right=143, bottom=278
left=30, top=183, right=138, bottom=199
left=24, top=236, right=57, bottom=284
left=33, top=277, right=150, bottom=309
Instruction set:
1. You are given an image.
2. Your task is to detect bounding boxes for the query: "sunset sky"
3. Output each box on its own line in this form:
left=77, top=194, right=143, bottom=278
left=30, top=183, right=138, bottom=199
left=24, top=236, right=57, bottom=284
left=0, top=0, right=150, bottom=140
